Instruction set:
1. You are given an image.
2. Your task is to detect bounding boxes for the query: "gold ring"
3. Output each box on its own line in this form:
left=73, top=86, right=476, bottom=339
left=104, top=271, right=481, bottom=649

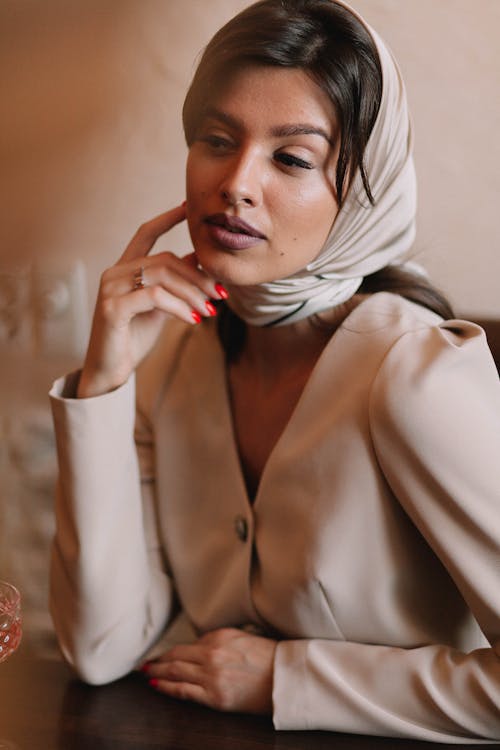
left=133, top=266, right=145, bottom=290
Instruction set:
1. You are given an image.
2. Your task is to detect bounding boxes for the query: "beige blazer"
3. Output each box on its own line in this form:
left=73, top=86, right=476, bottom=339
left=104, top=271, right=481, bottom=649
left=49, top=292, right=500, bottom=743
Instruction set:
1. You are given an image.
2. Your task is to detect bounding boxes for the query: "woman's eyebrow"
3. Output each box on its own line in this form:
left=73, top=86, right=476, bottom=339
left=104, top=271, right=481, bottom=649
left=204, top=107, right=239, bottom=129
left=203, top=107, right=332, bottom=144
left=270, top=124, right=333, bottom=144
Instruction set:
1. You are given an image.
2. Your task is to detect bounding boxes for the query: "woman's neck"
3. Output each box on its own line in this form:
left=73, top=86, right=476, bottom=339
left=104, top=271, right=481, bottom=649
left=236, top=295, right=364, bottom=382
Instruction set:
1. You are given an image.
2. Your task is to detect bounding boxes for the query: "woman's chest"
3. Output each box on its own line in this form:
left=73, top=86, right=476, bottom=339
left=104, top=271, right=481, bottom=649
left=227, top=365, right=314, bottom=501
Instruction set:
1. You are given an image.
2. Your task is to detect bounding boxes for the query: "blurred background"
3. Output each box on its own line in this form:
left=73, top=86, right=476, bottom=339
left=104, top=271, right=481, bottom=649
left=0, top=0, right=498, bottom=657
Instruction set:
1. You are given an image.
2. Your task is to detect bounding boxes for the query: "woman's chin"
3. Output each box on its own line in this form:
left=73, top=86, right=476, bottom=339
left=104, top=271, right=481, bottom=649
left=194, top=248, right=267, bottom=288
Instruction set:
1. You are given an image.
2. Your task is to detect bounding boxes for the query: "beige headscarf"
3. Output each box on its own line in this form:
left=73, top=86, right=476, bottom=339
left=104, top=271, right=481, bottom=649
left=226, top=0, right=417, bottom=327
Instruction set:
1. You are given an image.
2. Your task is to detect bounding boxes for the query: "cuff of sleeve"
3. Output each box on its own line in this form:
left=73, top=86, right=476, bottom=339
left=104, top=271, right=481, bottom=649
left=50, top=370, right=82, bottom=399
left=49, top=371, right=134, bottom=401
left=272, top=639, right=311, bottom=730
left=49, top=372, right=137, bottom=489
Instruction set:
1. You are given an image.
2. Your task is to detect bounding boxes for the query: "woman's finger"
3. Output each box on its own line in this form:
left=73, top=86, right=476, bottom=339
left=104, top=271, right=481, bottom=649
left=146, top=652, right=222, bottom=710
left=147, top=658, right=203, bottom=684
left=100, top=265, right=217, bottom=321
left=150, top=678, right=208, bottom=707
left=101, top=285, right=206, bottom=328
left=158, top=642, right=206, bottom=665
left=119, top=204, right=187, bottom=263
left=105, top=252, right=220, bottom=303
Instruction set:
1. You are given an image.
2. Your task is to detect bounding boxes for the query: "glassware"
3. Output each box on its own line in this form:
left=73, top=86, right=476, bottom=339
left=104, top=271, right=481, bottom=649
left=0, top=582, right=22, bottom=749
left=0, top=581, right=22, bottom=664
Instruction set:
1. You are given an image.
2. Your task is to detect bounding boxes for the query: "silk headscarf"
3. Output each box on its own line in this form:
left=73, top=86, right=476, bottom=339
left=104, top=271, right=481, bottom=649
left=225, top=0, right=417, bottom=327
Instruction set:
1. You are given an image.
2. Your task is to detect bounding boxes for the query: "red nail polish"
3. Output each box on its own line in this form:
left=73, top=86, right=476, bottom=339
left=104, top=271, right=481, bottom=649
left=215, top=283, right=229, bottom=300
left=140, top=662, right=151, bottom=674
left=191, top=310, right=202, bottom=324
left=149, top=678, right=159, bottom=689
left=205, top=300, right=217, bottom=316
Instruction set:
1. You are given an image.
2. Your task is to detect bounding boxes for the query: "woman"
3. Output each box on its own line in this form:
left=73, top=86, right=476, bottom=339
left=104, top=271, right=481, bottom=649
left=49, top=0, right=500, bottom=742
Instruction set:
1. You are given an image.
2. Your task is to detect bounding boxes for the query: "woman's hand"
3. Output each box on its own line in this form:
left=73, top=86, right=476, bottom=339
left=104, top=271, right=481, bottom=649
left=143, top=628, right=277, bottom=715
left=78, top=205, right=225, bottom=398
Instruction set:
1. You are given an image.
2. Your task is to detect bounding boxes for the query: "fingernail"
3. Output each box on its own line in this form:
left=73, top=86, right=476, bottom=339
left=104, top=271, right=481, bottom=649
left=191, top=310, right=202, bottom=324
left=140, top=662, right=151, bottom=673
left=205, top=300, right=217, bottom=316
left=215, top=283, right=229, bottom=300
left=149, top=678, right=159, bottom=689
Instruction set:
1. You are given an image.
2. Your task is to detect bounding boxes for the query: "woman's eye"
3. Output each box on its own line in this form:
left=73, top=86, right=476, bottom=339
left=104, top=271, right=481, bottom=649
left=201, top=135, right=233, bottom=152
left=275, top=152, right=313, bottom=170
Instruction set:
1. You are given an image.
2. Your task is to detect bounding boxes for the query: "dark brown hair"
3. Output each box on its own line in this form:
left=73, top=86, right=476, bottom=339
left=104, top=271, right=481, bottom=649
left=358, top=266, right=453, bottom=319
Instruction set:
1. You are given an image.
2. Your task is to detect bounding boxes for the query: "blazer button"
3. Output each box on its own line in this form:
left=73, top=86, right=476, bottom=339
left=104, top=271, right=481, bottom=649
left=234, top=515, right=248, bottom=542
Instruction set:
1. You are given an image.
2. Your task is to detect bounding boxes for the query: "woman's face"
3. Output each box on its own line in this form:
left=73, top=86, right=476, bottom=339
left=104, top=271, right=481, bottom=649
left=186, top=66, right=340, bottom=286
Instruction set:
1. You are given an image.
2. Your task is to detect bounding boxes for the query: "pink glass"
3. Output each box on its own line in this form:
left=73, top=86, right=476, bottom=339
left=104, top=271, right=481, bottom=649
left=0, top=581, right=22, bottom=664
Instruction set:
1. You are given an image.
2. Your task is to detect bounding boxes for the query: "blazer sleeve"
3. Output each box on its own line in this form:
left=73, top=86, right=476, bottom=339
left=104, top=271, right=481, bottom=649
left=272, top=321, right=500, bottom=742
left=49, top=372, right=175, bottom=685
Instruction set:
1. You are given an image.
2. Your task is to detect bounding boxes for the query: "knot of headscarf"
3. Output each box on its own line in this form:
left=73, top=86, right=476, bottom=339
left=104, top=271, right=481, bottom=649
left=225, top=0, right=417, bottom=327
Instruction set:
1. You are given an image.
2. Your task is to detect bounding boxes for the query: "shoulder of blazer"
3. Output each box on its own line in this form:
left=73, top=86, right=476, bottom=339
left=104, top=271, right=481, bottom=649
left=367, top=296, right=500, bottom=430
left=334, top=293, right=498, bottom=393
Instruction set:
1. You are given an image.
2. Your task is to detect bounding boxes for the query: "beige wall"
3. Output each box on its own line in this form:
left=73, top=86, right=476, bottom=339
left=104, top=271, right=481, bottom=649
left=0, top=0, right=498, bottom=652
left=355, top=0, right=500, bottom=317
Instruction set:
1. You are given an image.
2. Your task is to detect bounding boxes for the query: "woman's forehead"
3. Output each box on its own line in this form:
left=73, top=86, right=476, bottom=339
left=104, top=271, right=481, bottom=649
left=200, top=66, right=338, bottom=138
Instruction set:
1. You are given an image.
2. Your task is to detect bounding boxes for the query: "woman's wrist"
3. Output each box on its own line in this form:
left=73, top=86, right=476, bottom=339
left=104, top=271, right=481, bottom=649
left=76, top=367, right=128, bottom=399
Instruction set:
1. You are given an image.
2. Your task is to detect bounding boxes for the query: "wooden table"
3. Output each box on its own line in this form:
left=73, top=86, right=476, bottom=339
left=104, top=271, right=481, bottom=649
left=0, top=650, right=492, bottom=750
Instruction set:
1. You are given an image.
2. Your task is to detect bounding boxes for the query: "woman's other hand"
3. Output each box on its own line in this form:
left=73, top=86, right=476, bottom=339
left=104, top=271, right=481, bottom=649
left=142, top=628, right=277, bottom=715
left=77, top=205, right=225, bottom=398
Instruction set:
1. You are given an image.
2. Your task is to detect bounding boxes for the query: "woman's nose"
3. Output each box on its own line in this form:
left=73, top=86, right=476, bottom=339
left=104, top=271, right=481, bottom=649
left=219, top=149, right=262, bottom=207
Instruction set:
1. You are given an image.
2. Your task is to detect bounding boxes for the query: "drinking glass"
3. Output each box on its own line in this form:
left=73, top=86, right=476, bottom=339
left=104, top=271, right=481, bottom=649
left=0, top=581, right=22, bottom=663
left=0, top=582, right=22, bottom=749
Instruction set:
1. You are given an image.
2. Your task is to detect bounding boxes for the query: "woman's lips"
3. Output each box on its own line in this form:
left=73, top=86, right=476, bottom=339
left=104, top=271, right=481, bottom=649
left=204, top=213, right=266, bottom=250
